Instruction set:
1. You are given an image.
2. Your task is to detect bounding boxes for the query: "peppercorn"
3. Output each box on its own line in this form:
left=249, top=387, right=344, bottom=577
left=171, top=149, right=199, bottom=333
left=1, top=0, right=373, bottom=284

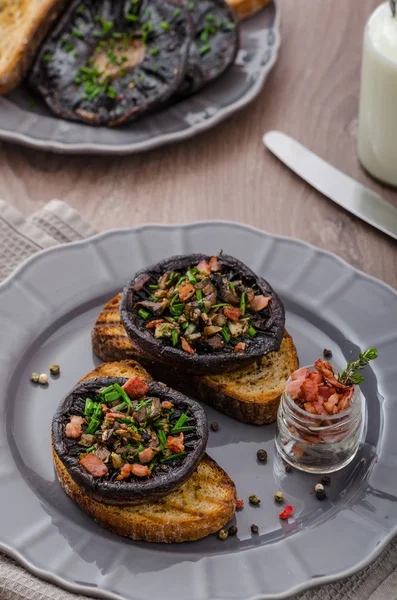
left=236, top=499, right=244, bottom=510
left=274, top=491, right=284, bottom=503
left=218, top=529, right=228, bottom=540
left=49, top=364, right=60, bottom=375
left=321, top=476, right=331, bottom=486
left=228, top=525, right=238, bottom=537
left=251, top=524, right=259, bottom=534
left=314, top=483, right=324, bottom=493
left=31, top=372, right=40, bottom=383
left=38, top=373, right=49, bottom=385
left=249, top=494, right=260, bottom=505
left=210, top=421, right=219, bottom=432
left=285, top=464, right=292, bottom=473
left=316, top=489, right=327, bottom=500
left=323, top=348, right=333, bottom=358
left=256, top=449, right=267, bottom=462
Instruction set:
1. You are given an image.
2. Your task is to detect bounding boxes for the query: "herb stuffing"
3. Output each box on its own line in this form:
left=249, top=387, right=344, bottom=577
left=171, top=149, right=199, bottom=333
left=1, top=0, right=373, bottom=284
left=64, top=377, right=197, bottom=480
left=132, top=255, right=274, bottom=355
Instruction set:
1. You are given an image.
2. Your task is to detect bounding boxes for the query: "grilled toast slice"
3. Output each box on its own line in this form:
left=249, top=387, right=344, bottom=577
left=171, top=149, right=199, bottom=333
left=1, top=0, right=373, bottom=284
left=92, top=295, right=299, bottom=425
left=0, top=0, right=70, bottom=95
left=54, top=360, right=236, bottom=543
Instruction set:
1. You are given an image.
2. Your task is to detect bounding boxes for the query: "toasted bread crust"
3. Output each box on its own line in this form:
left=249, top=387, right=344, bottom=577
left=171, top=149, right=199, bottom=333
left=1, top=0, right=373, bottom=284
left=53, top=449, right=236, bottom=543
left=0, top=0, right=70, bottom=95
left=78, top=359, right=152, bottom=383
left=226, top=0, right=272, bottom=20
left=92, top=295, right=299, bottom=425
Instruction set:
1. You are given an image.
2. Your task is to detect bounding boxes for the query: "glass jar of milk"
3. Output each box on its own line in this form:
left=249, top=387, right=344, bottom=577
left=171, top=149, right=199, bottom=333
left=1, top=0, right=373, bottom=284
left=358, top=1, right=397, bottom=186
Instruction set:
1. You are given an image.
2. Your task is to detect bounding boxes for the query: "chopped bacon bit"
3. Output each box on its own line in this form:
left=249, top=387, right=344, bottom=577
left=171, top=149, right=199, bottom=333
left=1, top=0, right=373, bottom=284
left=101, top=404, right=110, bottom=413
left=209, top=256, right=221, bottom=272
left=224, top=307, right=242, bottom=322
left=286, top=379, right=305, bottom=400
left=116, top=463, right=151, bottom=480
left=132, top=273, right=150, bottom=291
left=236, top=499, right=244, bottom=510
left=80, top=453, right=108, bottom=477
left=65, top=415, right=85, bottom=438
left=122, top=376, right=149, bottom=399
left=304, top=402, right=317, bottom=414
left=158, top=272, right=171, bottom=290
left=301, top=378, right=319, bottom=403
left=178, top=281, right=195, bottom=302
left=166, top=432, right=185, bottom=453
left=146, top=319, right=165, bottom=329
left=314, top=359, right=348, bottom=390
left=234, top=342, right=246, bottom=353
left=279, top=505, right=294, bottom=520
left=138, top=447, right=156, bottom=464
left=181, top=337, right=195, bottom=354
left=292, top=368, right=312, bottom=381
left=196, top=260, right=212, bottom=275
left=318, top=385, right=336, bottom=400
left=250, top=295, right=271, bottom=312
left=161, top=401, right=174, bottom=409
left=107, top=412, right=128, bottom=419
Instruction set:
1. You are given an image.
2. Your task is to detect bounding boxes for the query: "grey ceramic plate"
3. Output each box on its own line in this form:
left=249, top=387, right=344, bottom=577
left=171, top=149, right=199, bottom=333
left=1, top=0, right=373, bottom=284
left=1, top=221, right=397, bottom=600
left=0, top=2, right=279, bottom=155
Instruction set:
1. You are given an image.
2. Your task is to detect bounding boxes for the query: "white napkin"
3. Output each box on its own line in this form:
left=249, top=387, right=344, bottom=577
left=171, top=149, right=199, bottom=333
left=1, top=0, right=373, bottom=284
left=0, top=199, right=396, bottom=600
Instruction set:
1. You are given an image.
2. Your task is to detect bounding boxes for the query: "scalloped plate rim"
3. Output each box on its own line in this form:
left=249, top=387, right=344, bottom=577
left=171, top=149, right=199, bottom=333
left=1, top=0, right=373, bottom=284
left=0, top=220, right=396, bottom=600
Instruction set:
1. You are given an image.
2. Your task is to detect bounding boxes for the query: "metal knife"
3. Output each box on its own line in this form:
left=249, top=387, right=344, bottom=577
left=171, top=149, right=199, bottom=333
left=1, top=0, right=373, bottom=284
left=263, top=130, right=397, bottom=241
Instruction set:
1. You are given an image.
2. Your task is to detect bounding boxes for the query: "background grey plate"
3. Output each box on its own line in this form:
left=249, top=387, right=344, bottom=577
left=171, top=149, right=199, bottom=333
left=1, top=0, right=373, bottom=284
left=0, top=2, right=280, bottom=155
left=1, top=221, right=397, bottom=600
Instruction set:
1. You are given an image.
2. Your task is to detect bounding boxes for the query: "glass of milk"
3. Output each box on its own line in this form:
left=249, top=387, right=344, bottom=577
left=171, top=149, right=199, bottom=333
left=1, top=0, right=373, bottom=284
left=358, top=1, right=397, bottom=186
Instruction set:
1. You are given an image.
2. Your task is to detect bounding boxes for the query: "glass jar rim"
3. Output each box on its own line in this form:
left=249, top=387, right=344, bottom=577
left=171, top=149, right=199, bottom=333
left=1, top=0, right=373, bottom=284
left=283, top=364, right=361, bottom=421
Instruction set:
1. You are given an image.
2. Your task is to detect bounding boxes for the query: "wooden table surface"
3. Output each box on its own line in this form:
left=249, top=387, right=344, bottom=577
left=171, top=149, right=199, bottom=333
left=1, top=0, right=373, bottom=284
left=0, top=0, right=396, bottom=289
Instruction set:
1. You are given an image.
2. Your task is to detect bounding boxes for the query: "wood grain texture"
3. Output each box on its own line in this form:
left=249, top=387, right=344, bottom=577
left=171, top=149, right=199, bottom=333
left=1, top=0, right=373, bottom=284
left=0, top=0, right=396, bottom=289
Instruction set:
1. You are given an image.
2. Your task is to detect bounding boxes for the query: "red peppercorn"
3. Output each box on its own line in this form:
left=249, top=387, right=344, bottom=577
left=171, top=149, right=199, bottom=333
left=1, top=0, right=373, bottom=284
left=279, top=505, right=294, bottom=520
left=236, top=499, right=244, bottom=510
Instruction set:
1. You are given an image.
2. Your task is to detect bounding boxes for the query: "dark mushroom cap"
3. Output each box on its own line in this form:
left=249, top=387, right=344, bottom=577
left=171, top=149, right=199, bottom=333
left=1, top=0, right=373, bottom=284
left=52, top=377, right=208, bottom=506
left=29, top=0, right=193, bottom=126
left=176, top=0, right=239, bottom=97
left=120, top=253, right=285, bottom=375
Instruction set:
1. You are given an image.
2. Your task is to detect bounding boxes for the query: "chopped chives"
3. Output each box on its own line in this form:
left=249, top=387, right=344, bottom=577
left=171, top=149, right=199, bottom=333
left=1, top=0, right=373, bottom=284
left=65, top=43, right=75, bottom=52
left=200, top=31, right=209, bottom=43
left=43, top=53, right=52, bottom=62
left=160, top=21, right=170, bottom=30
left=138, top=308, right=150, bottom=319
left=240, top=291, right=246, bottom=315
left=186, top=270, right=197, bottom=284
left=196, top=289, right=203, bottom=307
left=139, top=73, right=145, bottom=82
left=82, top=444, right=96, bottom=454
left=113, top=383, right=133, bottom=407
left=211, top=303, right=232, bottom=309
left=199, top=44, right=211, bottom=55
left=104, top=390, right=120, bottom=402
left=182, top=322, right=189, bottom=330
left=107, top=86, right=117, bottom=99
left=170, top=426, right=196, bottom=434
left=172, top=413, right=189, bottom=430
left=205, top=13, right=215, bottom=21
left=113, top=32, right=123, bottom=39
left=84, top=397, right=95, bottom=416
left=175, top=276, right=186, bottom=287
left=149, top=284, right=159, bottom=289
left=158, top=429, right=167, bottom=450
left=227, top=21, right=236, bottom=29
left=149, top=457, right=157, bottom=471
left=72, top=28, right=83, bottom=37
left=149, top=48, right=159, bottom=56
left=221, top=327, right=231, bottom=342
left=248, top=325, right=257, bottom=337
left=133, top=444, right=145, bottom=458
left=126, top=14, right=138, bottom=21
left=171, top=328, right=179, bottom=346
left=173, top=8, right=181, bottom=17
left=188, top=1, right=194, bottom=9
left=161, top=451, right=187, bottom=463
left=73, top=52, right=79, bottom=59
left=76, top=3, right=85, bottom=13
left=112, top=400, right=127, bottom=412
left=170, top=303, right=184, bottom=315
left=86, top=417, right=101, bottom=435
left=98, top=384, right=115, bottom=395
left=145, top=8, right=151, bottom=15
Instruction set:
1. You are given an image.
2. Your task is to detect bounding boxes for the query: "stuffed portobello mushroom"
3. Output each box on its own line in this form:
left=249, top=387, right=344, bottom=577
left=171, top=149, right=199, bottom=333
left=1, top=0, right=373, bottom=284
left=29, top=0, right=193, bottom=126
left=52, top=376, right=208, bottom=506
left=176, top=0, right=239, bottom=97
left=120, top=253, right=285, bottom=374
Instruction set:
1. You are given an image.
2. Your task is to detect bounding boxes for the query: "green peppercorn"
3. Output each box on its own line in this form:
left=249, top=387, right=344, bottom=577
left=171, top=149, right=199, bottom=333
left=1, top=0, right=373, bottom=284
left=210, top=421, right=219, bottom=432
left=49, top=364, right=60, bottom=375
left=316, top=489, right=327, bottom=500
left=249, top=494, right=260, bottom=505
left=31, top=372, right=40, bottom=383
left=228, top=525, right=238, bottom=536
left=274, top=491, right=284, bottom=503
left=285, top=464, right=292, bottom=473
left=321, top=476, right=331, bottom=486
left=251, top=524, right=259, bottom=534
left=218, top=529, right=228, bottom=540
left=256, top=449, right=267, bottom=462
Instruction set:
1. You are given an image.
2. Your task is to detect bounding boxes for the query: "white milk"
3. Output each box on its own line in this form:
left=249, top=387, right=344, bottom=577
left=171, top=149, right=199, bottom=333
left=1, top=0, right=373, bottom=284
left=358, top=2, right=397, bottom=186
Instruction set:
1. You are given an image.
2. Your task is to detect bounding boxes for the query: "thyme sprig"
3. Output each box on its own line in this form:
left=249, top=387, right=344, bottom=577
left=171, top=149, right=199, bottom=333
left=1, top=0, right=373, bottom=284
left=337, top=348, right=378, bottom=386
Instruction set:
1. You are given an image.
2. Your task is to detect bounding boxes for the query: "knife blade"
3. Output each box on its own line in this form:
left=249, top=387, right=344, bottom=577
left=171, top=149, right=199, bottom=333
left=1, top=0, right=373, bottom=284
left=263, top=130, right=397, bottom=241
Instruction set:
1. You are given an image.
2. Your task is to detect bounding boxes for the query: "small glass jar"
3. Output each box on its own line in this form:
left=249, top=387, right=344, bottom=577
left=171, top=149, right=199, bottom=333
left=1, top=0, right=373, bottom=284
left=275, top=366, right=363, bottom=474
